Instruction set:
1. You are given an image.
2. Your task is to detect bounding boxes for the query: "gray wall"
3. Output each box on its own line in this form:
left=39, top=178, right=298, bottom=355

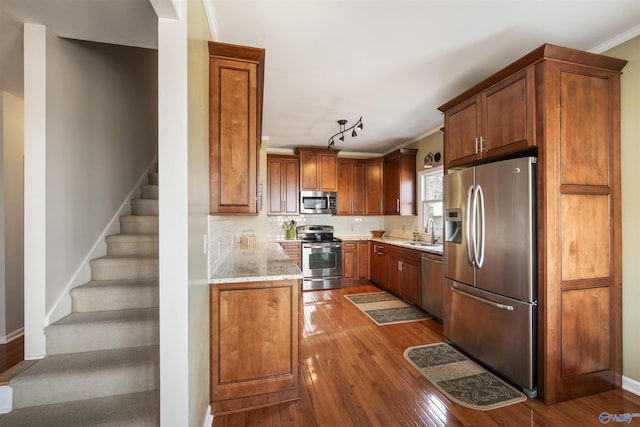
left=45, top=34, right=157, bottom=313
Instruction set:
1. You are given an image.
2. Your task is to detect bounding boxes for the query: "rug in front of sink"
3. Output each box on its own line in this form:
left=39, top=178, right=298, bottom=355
left=404, top=342, right=527, bottom=410
left=345, top=291, right=431, bottom=325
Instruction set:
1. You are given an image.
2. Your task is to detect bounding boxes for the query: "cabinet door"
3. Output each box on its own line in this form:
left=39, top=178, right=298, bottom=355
left=337, top=160, right=352, bottom=215
left=299, top=151, right=318, bottom=191
left=386, top=248, right=402, bottom=295
left=370, top=243, right=387, bottom=287
left=483, top=66, right=535, bottom=157
left=365, top=160, right=383, bottom=215
left=351, top=162, right=365, bottom=215
left=399, top=250, right=421, bottom=306
left=444, top=96, right=481, bottom=169
left=383, top=155, right=401, bottom=215
left=210, top=57, right=258, bottom=214
left=357, top=241, right=370, bottom=280
left=341, top=241, right=357, bottom=281
left=319, top=153, right=337, bottom=192
left=267, top=156, right=299, bottom=216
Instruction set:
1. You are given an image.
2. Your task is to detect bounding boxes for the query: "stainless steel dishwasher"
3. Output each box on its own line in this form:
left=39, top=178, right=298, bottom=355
left=421, top=252, right=443, bottom=319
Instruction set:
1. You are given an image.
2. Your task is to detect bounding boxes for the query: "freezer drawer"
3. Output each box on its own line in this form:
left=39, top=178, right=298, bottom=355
left=444, top=281, right=536, bottom=395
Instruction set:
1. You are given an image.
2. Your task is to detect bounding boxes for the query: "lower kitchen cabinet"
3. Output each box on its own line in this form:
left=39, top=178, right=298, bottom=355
left=370, top=242, right=387, bottom=288
left=387, top=246, right=421, bottom=306
left=342, top=240, right=370, bottom=285
left=279, top=242, right=301, bottom=269
left=210, top=279, right=300, bottom=414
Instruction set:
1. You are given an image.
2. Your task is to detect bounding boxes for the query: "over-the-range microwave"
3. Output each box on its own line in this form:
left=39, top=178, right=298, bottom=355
left=300, top=191, right=337, bottom=214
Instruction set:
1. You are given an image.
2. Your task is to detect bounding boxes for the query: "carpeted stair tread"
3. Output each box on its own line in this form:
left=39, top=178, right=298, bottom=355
left=45, top=308, right=158, bottom=354
left=10, top=346, right=159, bottom=408
left=0, top=390, right=159, bottom=427
left=70, top=279, right=158, bottom=312
left=106, top=234, right=158, bottom=256
left=131, top=199, right=158, bottom=215
left=90, top=255, right=158, bottom=280
left=140, top=184, right=158, bottom=200
left=119, top=216, right=158, bottom=234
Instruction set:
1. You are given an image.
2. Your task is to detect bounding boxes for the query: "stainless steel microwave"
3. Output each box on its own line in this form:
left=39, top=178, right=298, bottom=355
left=300, top=191, right=337, bottom=214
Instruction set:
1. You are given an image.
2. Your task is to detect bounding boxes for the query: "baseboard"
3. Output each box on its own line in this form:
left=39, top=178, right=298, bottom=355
left=46, top=157, right=158, bottom=325
left=0, top=385, right=12, bottom=414
left=623, top=375, right=640, bottom=397
left=0, top=328, right=24, bottom=345
left=202, top=404, right=213, bottom=427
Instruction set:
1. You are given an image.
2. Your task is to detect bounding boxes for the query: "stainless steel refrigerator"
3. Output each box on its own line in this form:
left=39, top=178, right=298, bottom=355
left=443, top=156, right=537, bottom=398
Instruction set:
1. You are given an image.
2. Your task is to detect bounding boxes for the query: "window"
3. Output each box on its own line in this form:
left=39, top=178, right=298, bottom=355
left=419, top=166, right=443, bottom=239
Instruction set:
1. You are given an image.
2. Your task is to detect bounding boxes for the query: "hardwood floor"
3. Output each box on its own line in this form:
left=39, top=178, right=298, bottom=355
left=0, top=336, right=23, bottom=376
left=212, top=284, right=640, bottom=426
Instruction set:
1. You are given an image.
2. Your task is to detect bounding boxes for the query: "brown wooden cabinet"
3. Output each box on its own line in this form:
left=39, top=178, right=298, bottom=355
left=370, top=242, right=387, bottom=288
left=267, top=155, right=299, bottom=216
left=383, top=149, right=417, bottom=216
left=297, top=147, right=338, bottom=192
left=337, top=159, right=365, bottom=215
left=278, top=241, right=301, bottom=269
left=443, top=67, right=535, bottom=170
left=386, top=246, right=421, bottom=306
left=210, top=279, right=299, bottom=414
left=209, top=42, right=265, bottom=215
left=438, top=43, right=627, bottom=404
left=357, top=241, right=370, bottom=281
left=365, top=159, right=384, bottom=215
left=342, top=240, right=370, bottom=285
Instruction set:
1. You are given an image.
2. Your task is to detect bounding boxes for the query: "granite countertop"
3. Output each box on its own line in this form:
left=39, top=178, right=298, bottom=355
left=210, top=242, right=303, bottom=284
left=367, top=237, right=443, bottom=255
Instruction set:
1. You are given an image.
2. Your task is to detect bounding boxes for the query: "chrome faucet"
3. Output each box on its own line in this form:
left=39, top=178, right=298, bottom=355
left=426, top=218, right=437, bottom=244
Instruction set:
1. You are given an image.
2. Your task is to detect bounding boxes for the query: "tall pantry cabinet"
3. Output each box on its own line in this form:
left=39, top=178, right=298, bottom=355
left=438, top=44, right=627, bottom=404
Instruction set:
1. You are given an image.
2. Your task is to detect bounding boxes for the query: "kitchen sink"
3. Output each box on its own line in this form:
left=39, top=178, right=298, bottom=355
left=401, top=241, right=442, bottom=248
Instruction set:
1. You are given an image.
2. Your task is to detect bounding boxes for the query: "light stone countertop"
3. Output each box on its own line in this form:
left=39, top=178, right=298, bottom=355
left=339, top=236, right=444, bottom=255
left=210, top=242, right=303, bottom=284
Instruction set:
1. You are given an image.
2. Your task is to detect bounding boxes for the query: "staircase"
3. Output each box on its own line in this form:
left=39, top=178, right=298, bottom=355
left=0, top=169, right=160, bottom=426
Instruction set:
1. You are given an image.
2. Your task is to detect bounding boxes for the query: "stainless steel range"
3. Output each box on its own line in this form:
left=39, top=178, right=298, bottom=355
left=297, top=225, right=342, bottom=291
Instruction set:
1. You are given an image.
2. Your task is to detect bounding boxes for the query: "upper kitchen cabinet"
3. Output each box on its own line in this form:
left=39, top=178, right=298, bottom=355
left=440, top=66, right=535, bottom=170
left=297, top=147, right=338, bottom=192
left=439, top=43, right=627, bottom=405
left=364, top=158, right=384, bottom=216
left=267, top=154, right=299, bottom=216
left=337, top=158, right=365, bottom=215
left=209, top=42, right=265, bottom=215
left=383, top=148, right=417, bottom=216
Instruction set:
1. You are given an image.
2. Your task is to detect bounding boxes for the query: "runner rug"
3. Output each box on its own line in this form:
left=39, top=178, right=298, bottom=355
left=404, top=342, right=528, bottom=411
left=344, top=291, right=431, bottom=325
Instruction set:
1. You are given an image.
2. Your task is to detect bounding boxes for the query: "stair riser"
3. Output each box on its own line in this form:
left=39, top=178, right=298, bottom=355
left=119, top=219, right=158, bottom=234
left=148, top=172, right=158, bottom=185
left=91, top=263, right=158, bottom=281
left=46, top=321, right=159, bottom=355
left=107, top=242, right=159, bottom=256
left=140, top=185, right=158, bottom=200
left=71, top=288, right=158, bottom=312
left=11, top=365, right=158, bottom=409
left=131, top=203, right=158, bottom=216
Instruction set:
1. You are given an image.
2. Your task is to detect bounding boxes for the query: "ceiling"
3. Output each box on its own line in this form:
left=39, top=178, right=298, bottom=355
left=2, top=1, right=640, bottom=154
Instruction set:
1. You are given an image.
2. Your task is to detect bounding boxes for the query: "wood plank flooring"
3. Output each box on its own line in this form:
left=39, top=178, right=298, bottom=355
left=212, top=284, right=640, bottom=426
left=0, top=336, right=23, bottom=378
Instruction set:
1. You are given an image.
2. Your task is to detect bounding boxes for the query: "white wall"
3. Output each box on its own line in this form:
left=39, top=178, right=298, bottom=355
left=44, top=34, right=157, bottom=315
left=0, top=91, right=24, bottom=343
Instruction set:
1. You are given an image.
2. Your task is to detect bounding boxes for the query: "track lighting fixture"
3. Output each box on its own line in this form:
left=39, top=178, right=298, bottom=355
left=327, top=117, right=364, bottom=150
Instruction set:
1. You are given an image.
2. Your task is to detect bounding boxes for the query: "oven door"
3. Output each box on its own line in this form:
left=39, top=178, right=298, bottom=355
left=302, top=242, right=342, bottom=278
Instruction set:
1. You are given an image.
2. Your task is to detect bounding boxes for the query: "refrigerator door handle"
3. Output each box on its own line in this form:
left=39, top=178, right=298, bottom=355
left=476, top=185, right=485, bottom=268
left=471, top=184, right=479, bottom=267
left=465, top=185, right=475, bottom=266
left=451, top=286, right=514, bottom=311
